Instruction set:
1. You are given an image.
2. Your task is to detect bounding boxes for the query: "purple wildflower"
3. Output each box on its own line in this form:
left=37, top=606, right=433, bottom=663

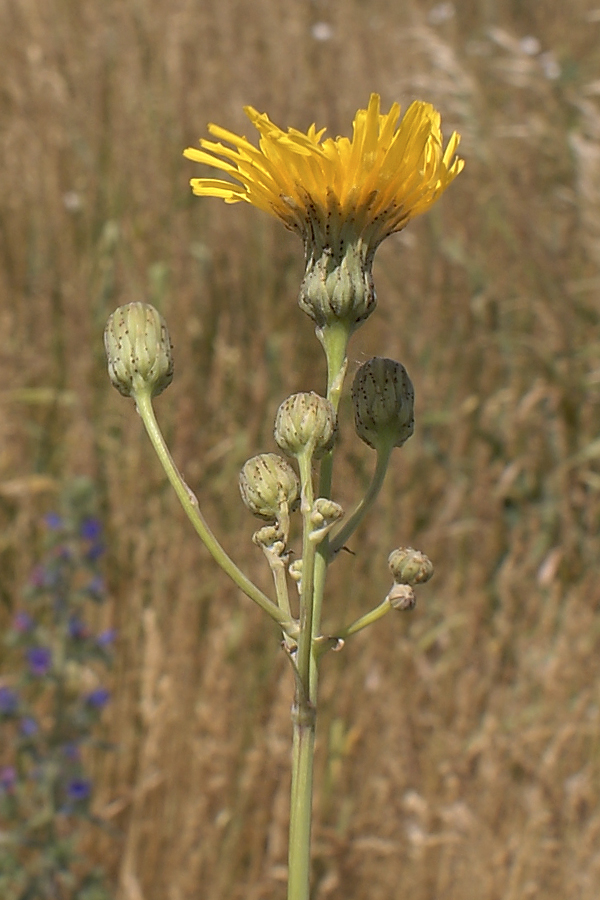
left=20, top=717, right=38, bottom=737
left=66, top=778, right=91, bottom=801
left=97, top=629, right=117, bottom=648
left=80, top=517, right=102, bottom=541
left=0, top=686, right=19, bottom=715
left=62, top=742, right=81, bottom=761
left=44, top=512, right=63, bottom=530
left=68, top=617, right=89, bottom=640
left=13, top=611, right=34, bottom=632
left=86, top=575, right=106, bottom=599
left=27, top=646, right=52, bottom=676
left=85, top=688, right=110, bottom=708
left=0, top=766, right=17, bottom=792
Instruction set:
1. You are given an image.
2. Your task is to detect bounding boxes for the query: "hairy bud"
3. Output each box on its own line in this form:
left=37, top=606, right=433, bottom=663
left=104, top=302, right=173, bottom=398
left=309, top=498, right=344, bottom=543
left=352, top=357, right=414, bottom=451
left=239, top=454, right=300, bottom=522
left=386, top=583, right=416, bottom=611
left=388, top=548, right=434, bottom=586
left=274, top=392, right=337, bottom=459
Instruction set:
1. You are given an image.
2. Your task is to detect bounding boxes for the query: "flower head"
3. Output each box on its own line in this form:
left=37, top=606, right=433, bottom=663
left=0, top=686, right=19, bottom=715
left=13, top=611, right=34, bottom=633
left=66, top=778, right=91, bottom=802
left=185, top=95, right=463, bottom=330
left=184, top=94, right=462, bottom=250
left=0, top=766, right=17, bottom=792
left=85, top=687, right=111, bottom=708
left=80, top=517, right=102, bottom=541
left=20, top=716, right=39, bottom=737
left=96, top=628, right=117, bottom=648
left=27, top=646, right=52, bottom=676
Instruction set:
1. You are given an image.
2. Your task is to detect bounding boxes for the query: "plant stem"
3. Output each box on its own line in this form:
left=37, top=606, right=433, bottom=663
left=288, top=704, right=316, bottom=900
left=334, top=596, right=392, bottom=639
left=287, top=323, right=351, bottom=900
left=288, top=449, right=317, bottom=900
left=329, top=444, right=393, bottom=556
left=134, top=389, right=297, bottom=637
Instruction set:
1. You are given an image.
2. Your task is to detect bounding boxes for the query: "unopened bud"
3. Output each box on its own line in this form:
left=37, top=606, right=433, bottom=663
left=239, top=453, right=300, bottom=522
left=104, top=302, right=173, bottom=398
left=252, top=524, right=286, bottom=555
left=386, top=583, right=416, bottom=611
left=352, top=357, right=414, bottom=451
left=289, top=559, right=303, bottom=589
left=388, top=548, right=434, bottom=585
left=309, top=498, right=344, bottom=543
left=274, top=392, right=337, bottom=459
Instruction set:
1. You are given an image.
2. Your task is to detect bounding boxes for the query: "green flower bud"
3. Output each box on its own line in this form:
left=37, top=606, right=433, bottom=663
left=298, top=240, right=376, bottom=331
left=386, top=583, right=416, bottom=611
left=252, top=524, right=285, bottom=552
left=309, top=498, right=344, bottom=543
left=388, top=547, right=434, bottom=586
left=288, top=559, right=303, bottom=590
left=104, top=302, right=173, bottom=398
left=352, top=357, right=414, bottom=451
left=239, top=453, right=300, bottom=522
left=274, top=392, right=337, bottom=459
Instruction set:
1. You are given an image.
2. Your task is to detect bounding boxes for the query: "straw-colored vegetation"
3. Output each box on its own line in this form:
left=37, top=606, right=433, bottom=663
left=2, top=0, right=600, bottom=897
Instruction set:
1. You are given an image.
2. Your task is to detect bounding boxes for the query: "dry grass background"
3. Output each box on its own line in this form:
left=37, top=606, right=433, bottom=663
left=2, top=0, right=600, bottom=897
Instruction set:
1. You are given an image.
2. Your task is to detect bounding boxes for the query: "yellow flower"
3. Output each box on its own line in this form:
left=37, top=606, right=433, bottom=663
left=184, top=95, right=463, bottom=331
left=185, top=95, right=462, bottom=246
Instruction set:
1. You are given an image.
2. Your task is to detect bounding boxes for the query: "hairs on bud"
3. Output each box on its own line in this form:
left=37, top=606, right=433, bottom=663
left=104, top=303, right=173, bottom=399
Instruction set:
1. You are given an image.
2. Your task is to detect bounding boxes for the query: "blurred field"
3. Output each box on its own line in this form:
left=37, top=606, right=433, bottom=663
left=2, top=0, right=600, bottom=897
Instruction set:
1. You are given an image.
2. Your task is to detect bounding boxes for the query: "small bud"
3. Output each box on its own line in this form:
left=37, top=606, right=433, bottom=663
left=352, top=357, right=414, bottom=451
left=104, top=302, right=173, bottom=398
left=310, top=499, right=344, bottom=528
left=386, top=583, right=416, bottom=611
left=252, top=524, right=285, bottom=552
left=289, top=559, right=303, bottom=590
left=309, top=498, right=344, bottom=543
left=239, top=454, right=300, bottom=522
left=388, top=548, right=434, bottom=585
left=274, top=392, right=337, bottom=459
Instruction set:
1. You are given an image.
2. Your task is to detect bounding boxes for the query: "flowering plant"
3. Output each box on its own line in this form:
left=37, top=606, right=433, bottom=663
left=107, top=95, right=462, bottom=900
left=0, top=479, right=114, bottom=900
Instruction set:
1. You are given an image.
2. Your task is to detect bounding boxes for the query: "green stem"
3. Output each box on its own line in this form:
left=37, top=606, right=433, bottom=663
left=329, top=444, right=393, bottom=557
left=287, top=322, right=351, bottom=900
left=134, top=389, right=297, bottom=637
left=312, top=322, right=350, bottom=647
left=288, top=706, right=316, bottom=900
left=288, top=448, right=317, bottom=900
left=271, top=555, right=293, bottom=621
left=296, top=450, right=316, bottom=690
left=334, top=596, right=392, bottom=640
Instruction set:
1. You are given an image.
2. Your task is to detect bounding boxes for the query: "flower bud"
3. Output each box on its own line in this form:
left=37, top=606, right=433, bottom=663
left=274, top=392, right=337, bottom=459
left=298, top=241, right=376, bottom=331
left=388, top=548, right=434, bottom=586
left=309, top=498, right=344, bottom=543
left=252, top=524, right=285, bottom=552
left=104, top=303, right=173, bottom=398
left=288, top=559, right=303, bottom=591
left=352, top=357, right=414, bottom=451
left=239, top=453, right=300, bottom=522
left=386, top=583, right=416, bottom=611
